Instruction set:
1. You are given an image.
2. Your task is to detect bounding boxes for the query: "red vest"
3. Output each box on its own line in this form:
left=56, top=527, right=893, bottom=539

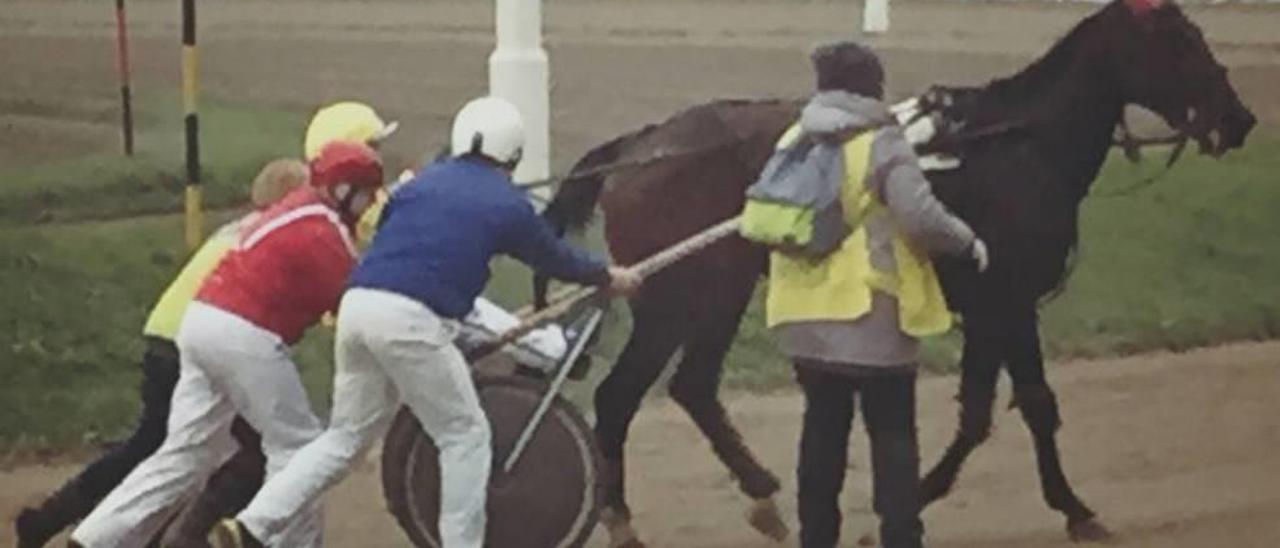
left=197, top=188, right=356, bottom=345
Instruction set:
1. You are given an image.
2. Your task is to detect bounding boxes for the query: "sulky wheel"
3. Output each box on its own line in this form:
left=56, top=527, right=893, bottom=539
left=381, top=375, right=602, bottom=548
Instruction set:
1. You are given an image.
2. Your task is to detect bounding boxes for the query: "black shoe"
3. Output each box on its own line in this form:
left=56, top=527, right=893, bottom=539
left=18, top=478, right=95, bottom=548
left=16, top=507, right=59, bottom=548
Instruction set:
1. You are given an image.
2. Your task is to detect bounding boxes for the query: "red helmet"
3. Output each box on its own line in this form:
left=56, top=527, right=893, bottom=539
left=310, top=141, right=384, bottom=196
left=309, top=141, right=384, bottom=224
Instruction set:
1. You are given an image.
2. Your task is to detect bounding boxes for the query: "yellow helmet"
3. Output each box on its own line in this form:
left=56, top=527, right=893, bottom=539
left=303, top=101, right=399, bottom=160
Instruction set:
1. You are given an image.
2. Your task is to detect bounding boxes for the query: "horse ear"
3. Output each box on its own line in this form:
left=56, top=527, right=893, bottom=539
left=1124, top=0, right=1163, bottom=17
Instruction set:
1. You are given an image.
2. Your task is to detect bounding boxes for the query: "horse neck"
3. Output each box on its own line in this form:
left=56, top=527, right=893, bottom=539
left=980, top=27, right=1124, bottom=202
left=1030, top=71, right=1124, bottom=200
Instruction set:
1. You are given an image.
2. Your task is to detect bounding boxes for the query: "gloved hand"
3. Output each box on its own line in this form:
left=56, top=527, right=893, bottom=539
left=970, top=238, right=990, bottom=273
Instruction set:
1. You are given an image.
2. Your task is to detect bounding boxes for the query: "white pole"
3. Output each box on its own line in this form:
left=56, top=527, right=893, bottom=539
left=863, top=0, right=890, bottom=34
left=490, top=0, right=550, bottom=185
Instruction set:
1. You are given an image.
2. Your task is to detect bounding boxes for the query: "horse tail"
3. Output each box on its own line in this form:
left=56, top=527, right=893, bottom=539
left=542, top=134, right=635, bottom=235
left=534, top=133, right=634, bottom=309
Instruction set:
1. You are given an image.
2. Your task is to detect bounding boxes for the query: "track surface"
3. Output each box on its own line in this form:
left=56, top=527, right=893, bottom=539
left=4, top=343, right=1280, bottom=547
left=3, top=1, right=1279, bottom=546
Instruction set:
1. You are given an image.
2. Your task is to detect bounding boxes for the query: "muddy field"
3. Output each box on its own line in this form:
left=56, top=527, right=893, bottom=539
left=3, top=1, right=1280, bottom=546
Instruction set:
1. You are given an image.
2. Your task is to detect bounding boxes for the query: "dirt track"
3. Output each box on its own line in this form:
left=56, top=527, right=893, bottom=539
left=4, top=342, right=1280, bottom=547
left=4, top=1, right=1280, bottom=546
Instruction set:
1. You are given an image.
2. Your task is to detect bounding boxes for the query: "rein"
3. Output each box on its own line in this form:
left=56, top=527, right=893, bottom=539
left=519, top=96, right=1195, bottom=212
left=1094, top=120, right=1190, bottom=198
left=516, top=138, right=750, bottom=194
left=514, top=135, right=754, bottom=212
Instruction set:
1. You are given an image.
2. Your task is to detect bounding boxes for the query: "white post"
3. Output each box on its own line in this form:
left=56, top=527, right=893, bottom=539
left=490, top=0, right=550, bottom=185
left=863, top=0, right=890, bottom=34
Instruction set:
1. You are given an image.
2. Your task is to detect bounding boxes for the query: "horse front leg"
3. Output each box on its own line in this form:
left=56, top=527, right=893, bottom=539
left=593, top=295, right=685, bottom=548
left=1005, top=309, right=1112, bottom=542
left=666, top=278, right=785, bottom=541
left=921, top=313, right=1003, bottom=506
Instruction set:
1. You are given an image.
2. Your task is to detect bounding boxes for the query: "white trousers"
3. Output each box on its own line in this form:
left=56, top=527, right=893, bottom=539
left=72, top=302, right=323, bottom=548
left=238, top=288, right=491, bottom=548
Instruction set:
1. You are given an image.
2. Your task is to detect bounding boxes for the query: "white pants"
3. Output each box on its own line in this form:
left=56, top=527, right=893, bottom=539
left=72, top=303, right=323, bottom=548
left=239, top=288, right=491, bottom=548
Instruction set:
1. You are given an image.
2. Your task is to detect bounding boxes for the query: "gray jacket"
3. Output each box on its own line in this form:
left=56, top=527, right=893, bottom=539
left=775, top=91, right=975, bottom=372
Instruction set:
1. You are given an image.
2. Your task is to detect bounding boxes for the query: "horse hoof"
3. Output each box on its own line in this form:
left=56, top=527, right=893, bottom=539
left=1067, top=517, right=1114, bottom=543
left=745, top=496, right=790, bottom=542
left=601, top=508, right=646, bottom=548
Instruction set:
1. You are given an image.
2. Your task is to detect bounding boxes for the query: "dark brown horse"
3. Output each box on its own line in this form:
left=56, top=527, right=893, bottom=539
left=537, top=1, right=1255, bottom=545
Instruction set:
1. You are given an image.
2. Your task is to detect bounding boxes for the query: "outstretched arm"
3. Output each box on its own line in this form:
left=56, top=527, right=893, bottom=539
left=870, top=126, right=977, bottom=257
left=504, top=202, right=612, bottom=287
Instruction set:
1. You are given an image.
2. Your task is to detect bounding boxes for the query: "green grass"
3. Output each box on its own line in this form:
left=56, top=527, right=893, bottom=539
left=2, top=92, right=1278, bottom=451
left=1039, top=139, right=1280, bottom=357
left=0, top=214, right=339, bottom=454
left=0, top=96, right=306, bottom=226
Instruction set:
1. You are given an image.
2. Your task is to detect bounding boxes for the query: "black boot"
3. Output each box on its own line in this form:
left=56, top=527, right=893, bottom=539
left=16, top=481, right=95, bottom=548
left=16, top=507, right=58, bottom=548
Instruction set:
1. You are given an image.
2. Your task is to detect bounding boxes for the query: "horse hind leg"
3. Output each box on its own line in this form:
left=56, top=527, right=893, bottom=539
left=665, top=279, right=787, bottom=542
left=593, top=295, right=686, bottom=548
left=921, top=314, right=1003, bottom=506
left=1004, top=312, right=1111, bottom=542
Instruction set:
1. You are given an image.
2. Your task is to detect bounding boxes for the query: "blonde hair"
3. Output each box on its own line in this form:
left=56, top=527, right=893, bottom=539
left=251, top=158, right=308, bottom=208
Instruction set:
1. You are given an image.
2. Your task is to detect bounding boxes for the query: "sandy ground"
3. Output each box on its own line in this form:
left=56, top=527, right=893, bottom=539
left=3, top=1, right=1280, bottom=546
left=4, top=342, right=1280, bottom=547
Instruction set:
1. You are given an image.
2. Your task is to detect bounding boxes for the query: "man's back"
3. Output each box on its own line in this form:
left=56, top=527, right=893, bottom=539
left=353, top=158, right=518, bottom=318
left=198, top=187, right=357, bottom=345
left=351, top=157, right=607, bottom=320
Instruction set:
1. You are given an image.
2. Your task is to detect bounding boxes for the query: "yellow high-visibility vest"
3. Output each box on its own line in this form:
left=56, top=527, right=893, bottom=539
left=142, top=225, right=238, bottom=340
left=765, top=125, right=953, bottom=337
left=355, top=188, right=389, bottom=248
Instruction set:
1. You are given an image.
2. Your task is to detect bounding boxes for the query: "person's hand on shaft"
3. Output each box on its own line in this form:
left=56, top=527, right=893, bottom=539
left=608, top=266, right=643, bottom=296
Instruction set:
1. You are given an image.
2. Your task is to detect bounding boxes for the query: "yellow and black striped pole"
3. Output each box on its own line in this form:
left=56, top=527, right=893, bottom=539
left=182, top=0, right=202, bottom=249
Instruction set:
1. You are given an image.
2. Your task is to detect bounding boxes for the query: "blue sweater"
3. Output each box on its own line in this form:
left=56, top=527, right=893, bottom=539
left=349, top=158, right=609, bottom=319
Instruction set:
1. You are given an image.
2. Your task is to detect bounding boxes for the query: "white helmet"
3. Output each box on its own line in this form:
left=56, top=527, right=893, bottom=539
left=450, top=96, right=525, bottom=166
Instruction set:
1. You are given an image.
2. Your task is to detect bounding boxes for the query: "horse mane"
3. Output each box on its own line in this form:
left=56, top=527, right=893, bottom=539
left=979, top=7, right=1109, bottom=104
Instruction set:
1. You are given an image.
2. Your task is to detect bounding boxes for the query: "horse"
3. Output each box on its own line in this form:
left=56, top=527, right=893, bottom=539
left=536, top=0, right=1256, bottom=545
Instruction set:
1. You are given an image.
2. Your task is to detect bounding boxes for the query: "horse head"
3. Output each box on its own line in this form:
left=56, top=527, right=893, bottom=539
left=1105, top=0, right=1255, bottom=156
